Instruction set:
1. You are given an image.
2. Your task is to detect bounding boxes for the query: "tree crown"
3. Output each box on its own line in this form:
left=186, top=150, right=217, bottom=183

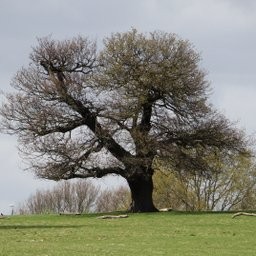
left=0, top=29, right=250, bottom=182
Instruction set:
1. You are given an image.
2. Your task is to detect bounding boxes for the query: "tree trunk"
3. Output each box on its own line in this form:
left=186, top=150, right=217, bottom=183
left=127, top=173, right=158, bottom=213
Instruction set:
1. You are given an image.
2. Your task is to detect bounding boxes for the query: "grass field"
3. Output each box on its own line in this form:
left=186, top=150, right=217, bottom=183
left=0, top=212, right=255, bottom=256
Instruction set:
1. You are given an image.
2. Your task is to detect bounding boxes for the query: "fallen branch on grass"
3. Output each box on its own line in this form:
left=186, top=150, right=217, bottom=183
left=159, top=208, right=172, bottom=212
left=97, top=214, right=129, bottom=219
left=59, top=212, right=81, bottom=216
left=232, top=212, right=256, bottom=218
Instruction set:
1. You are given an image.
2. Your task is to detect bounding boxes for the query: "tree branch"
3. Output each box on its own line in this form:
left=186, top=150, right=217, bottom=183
left=41, top=61, right=134, bottom=163
left=63, top=167, right=125, bottom=180
left=36, top=119, right=86, bottom=136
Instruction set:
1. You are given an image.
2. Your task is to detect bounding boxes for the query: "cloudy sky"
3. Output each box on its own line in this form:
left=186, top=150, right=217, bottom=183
left=0, top=0, right=256, bottom=214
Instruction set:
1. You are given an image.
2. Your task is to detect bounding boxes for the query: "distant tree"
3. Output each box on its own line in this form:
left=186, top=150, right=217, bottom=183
left=238, top=189, right=256, bottom=211
left=0, top=29, right=249, bottom=212
left=96, top=186, right=131, bottom=213
left=153, top=152, right=256, bottom=211
left=19, top=180, right=99, bottom=214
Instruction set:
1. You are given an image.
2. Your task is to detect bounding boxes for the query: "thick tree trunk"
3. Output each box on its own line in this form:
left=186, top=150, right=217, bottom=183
left=127, top=173, right=158, bottom=213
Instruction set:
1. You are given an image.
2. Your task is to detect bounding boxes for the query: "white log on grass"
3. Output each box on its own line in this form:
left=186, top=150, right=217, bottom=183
left=232, top=212, right=256, bottom=218
left=97, top=214, right=129, bottom=219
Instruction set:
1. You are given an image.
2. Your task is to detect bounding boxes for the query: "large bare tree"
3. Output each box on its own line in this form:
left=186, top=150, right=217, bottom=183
left=0, top=29, right=249, bottom=212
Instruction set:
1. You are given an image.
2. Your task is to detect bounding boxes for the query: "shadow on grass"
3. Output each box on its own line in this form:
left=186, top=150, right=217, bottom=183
left=0, top=224, right=85, bottom=230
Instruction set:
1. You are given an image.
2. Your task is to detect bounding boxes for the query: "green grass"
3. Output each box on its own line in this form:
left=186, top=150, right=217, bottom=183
left=0, top=212, right=255, bottom=255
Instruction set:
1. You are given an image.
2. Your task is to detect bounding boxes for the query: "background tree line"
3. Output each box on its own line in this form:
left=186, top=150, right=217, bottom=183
left=18, top=180, right=130, bottom=214
left=153, top=152, right=256, bottom=211
left=19, top=151, right=256, bottom=214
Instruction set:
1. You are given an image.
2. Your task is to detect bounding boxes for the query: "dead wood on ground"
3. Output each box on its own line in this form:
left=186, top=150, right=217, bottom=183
left=232, top=212, right=256, bottom=218
left=97, top=214, right=129, bottom=219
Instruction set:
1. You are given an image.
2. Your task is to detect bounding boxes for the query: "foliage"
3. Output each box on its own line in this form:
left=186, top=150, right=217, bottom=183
left=153, top=153, right=256, bottom=211
left=1, top=213, right=256, bottom=255
left=0, top=29, right=250, bottom=212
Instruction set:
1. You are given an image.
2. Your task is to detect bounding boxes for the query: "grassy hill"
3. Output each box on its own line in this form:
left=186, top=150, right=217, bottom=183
left=0, top=212, right=255, bottom=255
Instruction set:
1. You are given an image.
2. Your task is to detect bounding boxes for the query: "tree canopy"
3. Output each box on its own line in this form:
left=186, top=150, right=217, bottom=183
left=0, top=29, right=250, bottom=212
left=153, top=151, right=256, bottom=211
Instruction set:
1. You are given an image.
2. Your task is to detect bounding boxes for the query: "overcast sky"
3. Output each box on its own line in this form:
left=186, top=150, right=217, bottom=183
left=0, top=0, right=256, bottom=214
